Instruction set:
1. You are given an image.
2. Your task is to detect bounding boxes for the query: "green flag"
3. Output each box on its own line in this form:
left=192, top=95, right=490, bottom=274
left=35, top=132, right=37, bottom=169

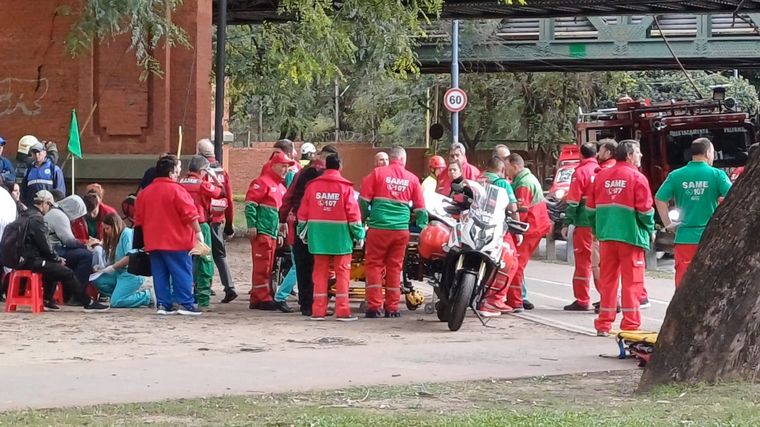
left=68, top=109, right=82, bottom=159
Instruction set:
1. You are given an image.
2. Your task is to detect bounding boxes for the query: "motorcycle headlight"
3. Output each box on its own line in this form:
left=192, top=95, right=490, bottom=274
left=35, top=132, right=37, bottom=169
left=470, top=226, right=494, bottom=250
left=554, top=189, right=566, bottom=199
left=668, top=209, right=680, bottom=222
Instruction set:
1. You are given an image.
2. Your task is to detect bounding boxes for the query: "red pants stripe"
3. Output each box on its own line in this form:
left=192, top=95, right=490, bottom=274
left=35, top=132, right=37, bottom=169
left=485, top=234, right=517, bottom=306
left=507, top=233, right=543, bottom=308
left=571, top=226, right=594, bottom=306
left=249, top=234, right=276, bottom=304
left=364, top=228, right=409, bottom=312
left=594, top=241, right=645, bottom=333
left=312, top=254, right=352, bottom=318
left=674, top=244, right=698, bottom=289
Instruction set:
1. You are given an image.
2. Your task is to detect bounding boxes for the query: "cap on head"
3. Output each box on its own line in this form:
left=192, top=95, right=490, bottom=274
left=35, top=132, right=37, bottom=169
left=429, top=155, right=446, bottom=169
left=34, top=190, right=57, bottom=207
left=269, top=151, right=295, bottom=166
left=196, top=138, right=215, bottom=157
left=17, top=135, right=40, bottom=154
left=301, top=142, right=316, bottom=155
left=30, top=142, right=46, bottom=153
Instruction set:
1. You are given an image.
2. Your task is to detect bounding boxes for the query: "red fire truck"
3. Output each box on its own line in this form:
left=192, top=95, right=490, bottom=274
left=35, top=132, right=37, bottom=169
left=547, top=93, right=755, bottom=249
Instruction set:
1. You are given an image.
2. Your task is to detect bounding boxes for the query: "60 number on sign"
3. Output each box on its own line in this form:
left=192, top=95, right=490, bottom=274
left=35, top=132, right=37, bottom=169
left=444, top=88, right=468, bottom=113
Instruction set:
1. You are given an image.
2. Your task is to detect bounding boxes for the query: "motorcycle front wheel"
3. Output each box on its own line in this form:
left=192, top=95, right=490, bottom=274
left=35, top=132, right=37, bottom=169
left=448, top=271, right=476, bottom=331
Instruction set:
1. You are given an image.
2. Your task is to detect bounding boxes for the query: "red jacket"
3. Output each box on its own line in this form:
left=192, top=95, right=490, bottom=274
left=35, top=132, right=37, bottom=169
left=134, top=177, right=199, bottom=251
left=297, top=169, right=364, bottom=255
left=72, top=202, right=118, bottom=242
left=245, top=162, right=287, bottom=238
left=436, top=160, right=480, bottom=195
left=730, top=166, right=744, bottom=182
left=206, top=157, right=234, bottom=224
left=359, top=159, right=427, bottom=230
left=565, top=157, right=599, bottom=227
left=180, top=172, right=222, bottom=223
left=598, top=159, right=616, bottom=171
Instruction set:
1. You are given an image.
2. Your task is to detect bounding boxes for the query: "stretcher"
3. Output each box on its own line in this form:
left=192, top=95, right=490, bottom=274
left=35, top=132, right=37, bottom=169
left=616, top=331, right=658, bottom=367
left=271, top=234, right=425, bottom=311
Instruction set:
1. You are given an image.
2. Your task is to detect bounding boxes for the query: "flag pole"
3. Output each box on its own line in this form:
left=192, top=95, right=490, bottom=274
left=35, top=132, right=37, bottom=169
left=177, top=126, right=183, bottom=158
left=71, top=156, right=75, bottom=196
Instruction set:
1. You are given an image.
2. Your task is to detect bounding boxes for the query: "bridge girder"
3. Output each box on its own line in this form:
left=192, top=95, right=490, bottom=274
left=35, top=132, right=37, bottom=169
left=417, top=13, right=760, bottom=73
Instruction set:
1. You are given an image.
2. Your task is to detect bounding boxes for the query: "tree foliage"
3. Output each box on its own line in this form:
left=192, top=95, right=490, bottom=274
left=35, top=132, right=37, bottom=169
left=65, top=0, right=188, bottom=79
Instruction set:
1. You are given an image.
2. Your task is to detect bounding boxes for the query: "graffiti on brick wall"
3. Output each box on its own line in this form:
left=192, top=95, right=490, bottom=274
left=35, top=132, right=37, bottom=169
left=0, top=78, right=49, bottom=117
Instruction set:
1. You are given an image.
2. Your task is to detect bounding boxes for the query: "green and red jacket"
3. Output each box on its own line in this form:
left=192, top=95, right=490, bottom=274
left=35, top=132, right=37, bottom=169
left=480, top=171, right=517, bottom=204
left=564, top=157, right=599, bottom=228
left=180, top=172, right=222, bottom=224
left=245, top=163, right=287, bottom=238
left=587, top=162, right=654, bottom=250
left=359, top=159, right=428, bottom=230
left=297, top=169, right=365, bottom=255
left=512, top=168, right=552, bottom=237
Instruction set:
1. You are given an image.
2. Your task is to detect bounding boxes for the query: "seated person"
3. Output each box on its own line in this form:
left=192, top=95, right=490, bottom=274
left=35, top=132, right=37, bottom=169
left=92, top=213, right=152, bottom=308
left=23, top=190, right=107, bottom=311
left=44, top=194, right=99, bottom=304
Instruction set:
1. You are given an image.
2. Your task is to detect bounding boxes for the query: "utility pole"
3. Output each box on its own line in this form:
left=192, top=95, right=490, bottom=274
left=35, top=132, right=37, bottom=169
left=451, top=19, right=460, bottom=146
left=214, top=0, right=228, bottom=163
left=334, top=78, right=340, bottom=143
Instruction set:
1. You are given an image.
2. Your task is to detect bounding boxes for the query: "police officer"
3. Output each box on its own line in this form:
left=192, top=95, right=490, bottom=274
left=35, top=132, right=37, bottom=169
left=21, top=142, right=65, bottom=206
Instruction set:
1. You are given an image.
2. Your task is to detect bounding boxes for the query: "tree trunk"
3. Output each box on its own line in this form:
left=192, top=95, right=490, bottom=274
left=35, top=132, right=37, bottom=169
left=638, top=157, right=760, bottom=391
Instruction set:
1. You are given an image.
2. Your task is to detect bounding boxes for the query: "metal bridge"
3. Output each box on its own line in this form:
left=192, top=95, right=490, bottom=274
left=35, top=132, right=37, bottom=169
left=215, top=0, right=760, bottom=23
left=416, top=14, right=760, bottom=72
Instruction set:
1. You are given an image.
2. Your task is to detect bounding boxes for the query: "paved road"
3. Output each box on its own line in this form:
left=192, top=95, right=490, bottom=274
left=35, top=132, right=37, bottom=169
left=519, top=260, right=675, bottom=336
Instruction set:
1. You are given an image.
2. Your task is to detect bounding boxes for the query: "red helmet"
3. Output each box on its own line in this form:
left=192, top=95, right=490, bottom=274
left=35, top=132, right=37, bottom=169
left=419, top=221, right=450, bottom=260
left=428, top=155, right=446, bottom=170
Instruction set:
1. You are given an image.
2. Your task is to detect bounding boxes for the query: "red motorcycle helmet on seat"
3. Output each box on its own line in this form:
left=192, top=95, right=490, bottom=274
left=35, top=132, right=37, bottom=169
left=419, top=221, right=450, bottom=260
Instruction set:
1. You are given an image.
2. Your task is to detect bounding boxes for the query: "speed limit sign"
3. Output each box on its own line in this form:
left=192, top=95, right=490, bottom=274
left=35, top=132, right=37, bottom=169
left=444, top=88, right=468, bottom=113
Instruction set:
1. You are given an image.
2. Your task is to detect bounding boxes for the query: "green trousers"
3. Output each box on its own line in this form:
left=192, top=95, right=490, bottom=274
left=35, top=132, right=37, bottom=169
left=193, top=222, right=214, bottom=307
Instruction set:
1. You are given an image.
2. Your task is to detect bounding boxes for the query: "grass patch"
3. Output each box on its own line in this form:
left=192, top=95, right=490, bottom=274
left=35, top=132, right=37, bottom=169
left=3, top=372, right=760, bottom=426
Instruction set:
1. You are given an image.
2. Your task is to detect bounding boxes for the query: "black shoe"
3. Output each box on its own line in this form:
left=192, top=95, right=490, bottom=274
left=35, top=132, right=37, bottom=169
left=249, top=301, right=279, bottom=311
left=274, top=300, right=295, bottom=313
left=593, top=301, right=621, bottom=314
left=83, top=300, right=110, bottom=312
left=221, top=289, right=238, bottom=304
left=523, top=300, right=535, bottom=310
left=301, top=309, right=312, bottom=317
left=384, top=311, right=401, bottom=318
left=365, top=310, right=383, bottom=318
left=43, top=300, right=60, bottom=311
left=563, top=301, right=592, bottom=311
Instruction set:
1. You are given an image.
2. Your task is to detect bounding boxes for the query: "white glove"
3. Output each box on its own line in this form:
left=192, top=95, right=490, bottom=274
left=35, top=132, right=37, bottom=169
left=515, top=234, right=524, bottom=246
left=196, top=232, right=205, bottom=243
left=102, top=266, right=116, bottom=274
left=664, top=221, right=681, bottom=232
left=356, top=239, right=365, bottom=249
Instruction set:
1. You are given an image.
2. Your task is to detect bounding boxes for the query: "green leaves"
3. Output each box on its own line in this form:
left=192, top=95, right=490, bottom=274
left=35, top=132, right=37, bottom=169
left=66, top=0, right=189, bottom=79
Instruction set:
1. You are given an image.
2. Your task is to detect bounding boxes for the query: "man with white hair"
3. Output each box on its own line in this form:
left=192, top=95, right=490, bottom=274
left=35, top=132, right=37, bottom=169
left=374, top=152, right=389, bottom=168
left=437, top=143, right=480, bottom=195
left=360, top=145, right=427, bottom=318
left=196, top=138, right=238, bottom=303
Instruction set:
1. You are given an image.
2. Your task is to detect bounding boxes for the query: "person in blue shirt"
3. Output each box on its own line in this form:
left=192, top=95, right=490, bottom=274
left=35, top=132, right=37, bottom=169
left=0, top=136, right=15, bottom=184
left=21, top=142, right=65, bottom=205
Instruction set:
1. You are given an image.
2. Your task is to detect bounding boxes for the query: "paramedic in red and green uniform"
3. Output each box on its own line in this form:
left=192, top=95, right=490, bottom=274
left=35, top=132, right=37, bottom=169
left=297, top=153, right=365, bottom=321
left=561, top=142, right=599, bottom=311
left=655, top=137, right=731, bottom=289
left=476, top=156, right=520, bottom=317
left=360, top=146, right=428, bottom=318
left=504, top=153, right=551, bottom=312
left=587, top=140, right=654, bottom=336
left=245, top=152, right=294, bottom=310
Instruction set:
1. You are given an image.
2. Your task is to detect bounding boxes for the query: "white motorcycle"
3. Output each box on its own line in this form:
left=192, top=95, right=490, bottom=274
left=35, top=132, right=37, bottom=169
left=419, top=181, right=529, bottom=331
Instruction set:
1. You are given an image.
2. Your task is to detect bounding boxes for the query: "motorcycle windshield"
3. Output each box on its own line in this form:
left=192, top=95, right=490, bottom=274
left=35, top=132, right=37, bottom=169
left=464, top=181, right=509, bottom=251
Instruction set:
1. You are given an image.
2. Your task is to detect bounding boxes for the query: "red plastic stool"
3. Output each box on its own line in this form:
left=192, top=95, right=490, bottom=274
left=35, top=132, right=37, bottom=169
left=4, top=270, right=44, bottom=314
left=52, top=282, right=64, bottom=305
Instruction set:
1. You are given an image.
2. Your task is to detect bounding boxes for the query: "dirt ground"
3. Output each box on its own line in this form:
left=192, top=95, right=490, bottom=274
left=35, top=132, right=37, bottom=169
left=0, top=238, right=635, bottom=411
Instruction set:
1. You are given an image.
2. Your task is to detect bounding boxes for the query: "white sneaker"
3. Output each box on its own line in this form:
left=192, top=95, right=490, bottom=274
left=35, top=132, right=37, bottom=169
left=336, top=316, right=358, bottom=322
left=156, top=306, right=178, bottom=315
left=309, top=316, right=326, bottom=321
left=477, top=309, right=502, bottom=318
left=640, top=299, right=652, bottom=310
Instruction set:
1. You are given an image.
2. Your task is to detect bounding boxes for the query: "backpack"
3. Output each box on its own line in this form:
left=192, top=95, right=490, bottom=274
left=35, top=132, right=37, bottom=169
left=0, top=214, right=31, bottom=269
